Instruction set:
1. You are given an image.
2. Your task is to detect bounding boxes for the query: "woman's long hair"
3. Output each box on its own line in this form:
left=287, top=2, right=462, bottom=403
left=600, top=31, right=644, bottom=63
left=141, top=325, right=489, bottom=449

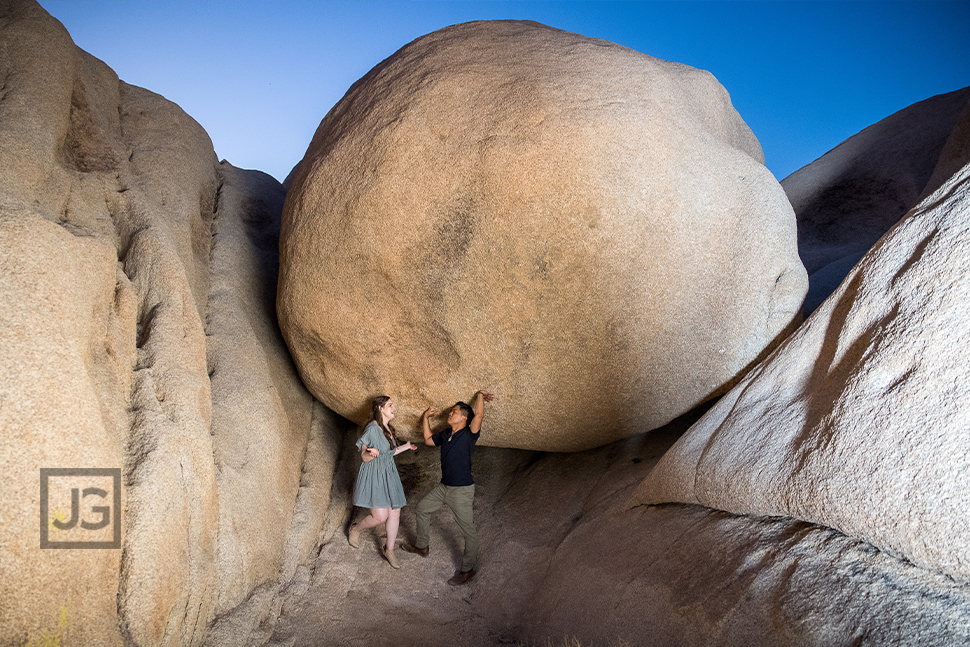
left=368, top=395, right=398, bottom=448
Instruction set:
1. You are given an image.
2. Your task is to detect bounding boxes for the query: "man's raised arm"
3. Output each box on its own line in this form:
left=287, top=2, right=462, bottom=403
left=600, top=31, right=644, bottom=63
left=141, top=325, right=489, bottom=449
left=469, top=390, right=494, bottom=435
left=421, top=407, right=438, bottom=446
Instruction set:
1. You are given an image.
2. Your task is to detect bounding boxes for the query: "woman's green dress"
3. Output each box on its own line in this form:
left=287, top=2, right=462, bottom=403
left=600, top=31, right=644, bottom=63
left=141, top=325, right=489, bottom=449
left=353, top=421, right=407, bottom=509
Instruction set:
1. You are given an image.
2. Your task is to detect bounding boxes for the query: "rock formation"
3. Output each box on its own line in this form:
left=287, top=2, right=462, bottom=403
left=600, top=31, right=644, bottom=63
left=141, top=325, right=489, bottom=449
left=783, top=86, right=970, bottom=313
left=634, top=159, right=970, bottom=584
left=6, top=2, right=970, bottom=646
left=0, top=2, right=336, bottom=645
left=279, top=20, right=807, bottom=452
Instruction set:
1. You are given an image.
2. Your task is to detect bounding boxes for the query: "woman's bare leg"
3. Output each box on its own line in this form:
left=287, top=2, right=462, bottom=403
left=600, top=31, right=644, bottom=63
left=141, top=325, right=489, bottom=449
left=385, top=508, right=401, bottom=548
left=382, top=508, right=402, bottom=568
left=356, top=507, right=389, bottom=530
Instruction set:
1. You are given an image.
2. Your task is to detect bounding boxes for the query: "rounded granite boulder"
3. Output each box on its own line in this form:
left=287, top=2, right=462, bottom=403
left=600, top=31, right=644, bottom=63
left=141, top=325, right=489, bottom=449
left=279, top=20, right=807, bottom=451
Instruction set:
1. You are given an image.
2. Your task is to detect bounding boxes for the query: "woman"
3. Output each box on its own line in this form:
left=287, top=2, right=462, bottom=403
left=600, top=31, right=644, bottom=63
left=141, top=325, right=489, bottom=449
left=348, top=395, right=417, bottom=568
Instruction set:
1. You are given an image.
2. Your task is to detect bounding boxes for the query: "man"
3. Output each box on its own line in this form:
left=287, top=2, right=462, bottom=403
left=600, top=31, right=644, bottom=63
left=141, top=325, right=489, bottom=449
left=402, top=389, right=494, bottom=585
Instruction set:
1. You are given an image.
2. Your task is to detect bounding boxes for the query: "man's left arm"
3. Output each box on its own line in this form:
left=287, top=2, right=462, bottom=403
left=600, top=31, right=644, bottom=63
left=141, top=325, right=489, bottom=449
left=469, top=390, right=494, bottom=435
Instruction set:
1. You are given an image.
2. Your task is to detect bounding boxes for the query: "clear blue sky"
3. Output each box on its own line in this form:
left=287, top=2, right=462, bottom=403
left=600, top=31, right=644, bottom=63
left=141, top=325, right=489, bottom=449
left=39, top=1, right=970, bottom=184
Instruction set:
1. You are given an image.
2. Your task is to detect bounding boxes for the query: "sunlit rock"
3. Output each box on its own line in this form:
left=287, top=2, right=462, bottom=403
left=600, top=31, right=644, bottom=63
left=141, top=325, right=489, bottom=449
left=279, top=20, right=807, bottom=451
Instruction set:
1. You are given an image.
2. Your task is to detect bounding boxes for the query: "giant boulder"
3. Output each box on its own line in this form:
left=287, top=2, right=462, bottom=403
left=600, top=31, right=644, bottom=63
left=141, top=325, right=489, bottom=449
left=279, top=20, right=807, bottom=451
left=634, top=159, right=970, bottom=584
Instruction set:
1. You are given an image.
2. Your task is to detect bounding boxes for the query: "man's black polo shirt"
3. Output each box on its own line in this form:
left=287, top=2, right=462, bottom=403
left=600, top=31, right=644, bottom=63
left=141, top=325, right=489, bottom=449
left=431, top=426, right=479, bottom=486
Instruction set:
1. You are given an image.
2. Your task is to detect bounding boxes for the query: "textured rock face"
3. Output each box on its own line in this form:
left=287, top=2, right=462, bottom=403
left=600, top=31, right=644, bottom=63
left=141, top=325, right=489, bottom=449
left=0, top=2, right=336, bottom=645
left=635, top=160, right=970, bottom=584
left=280, top=20, right=807, bottom=451
left=783, top=86, right=970, bottom=312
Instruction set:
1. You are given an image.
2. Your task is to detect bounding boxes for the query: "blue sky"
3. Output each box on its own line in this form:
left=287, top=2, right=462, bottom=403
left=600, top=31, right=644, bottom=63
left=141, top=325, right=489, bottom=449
left=39, top=1, right=970, bottom=184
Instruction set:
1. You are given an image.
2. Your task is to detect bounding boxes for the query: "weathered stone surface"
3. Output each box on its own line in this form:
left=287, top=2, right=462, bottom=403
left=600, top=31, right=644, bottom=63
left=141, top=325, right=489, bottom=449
left=0, top=2, right=335, bottom=644
left=784, top=86, right=970, bottom=312
left=635, top=160, right=970, bottom=583
left=279, top=20, right=807, bottom=451
left=204, top=165, right=341, bottom=634
left=264, top=410, right=970, bottom=647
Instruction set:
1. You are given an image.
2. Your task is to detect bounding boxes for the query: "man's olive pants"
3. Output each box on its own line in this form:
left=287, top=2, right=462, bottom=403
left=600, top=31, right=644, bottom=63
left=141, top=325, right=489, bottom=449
left=414, top=483, right=478, bottom=572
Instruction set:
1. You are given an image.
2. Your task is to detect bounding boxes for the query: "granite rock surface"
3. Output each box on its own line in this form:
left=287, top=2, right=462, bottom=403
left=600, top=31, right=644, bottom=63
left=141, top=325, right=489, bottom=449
left=635, top=159, right=970, bottom=584
left=0, top=2, right=335, bottom=645
left=784, top=86, right=970, bottom=313
left=279, top=20, right=807, bottom=451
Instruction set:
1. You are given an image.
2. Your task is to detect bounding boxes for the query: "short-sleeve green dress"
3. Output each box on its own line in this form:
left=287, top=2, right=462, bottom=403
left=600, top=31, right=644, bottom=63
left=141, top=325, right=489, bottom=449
left=353, top=421, right=407, bottom=510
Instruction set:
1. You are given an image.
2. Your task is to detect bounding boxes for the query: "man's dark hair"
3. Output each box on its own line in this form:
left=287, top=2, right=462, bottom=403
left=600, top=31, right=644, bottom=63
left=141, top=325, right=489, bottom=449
left=454, top=401, right=474, bottom=427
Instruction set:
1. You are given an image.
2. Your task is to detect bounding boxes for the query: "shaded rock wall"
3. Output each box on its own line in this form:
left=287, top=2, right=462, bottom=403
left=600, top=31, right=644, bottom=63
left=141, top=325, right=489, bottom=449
left=783, top=86, right=970, bottom=313
left=0, top=2, right=335, bottom=645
